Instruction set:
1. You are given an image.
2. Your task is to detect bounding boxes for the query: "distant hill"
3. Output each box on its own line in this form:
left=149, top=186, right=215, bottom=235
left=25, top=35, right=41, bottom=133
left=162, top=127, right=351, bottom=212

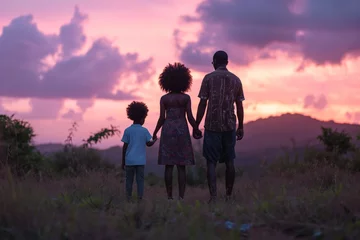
left=36, top=113, right=360, bottom=174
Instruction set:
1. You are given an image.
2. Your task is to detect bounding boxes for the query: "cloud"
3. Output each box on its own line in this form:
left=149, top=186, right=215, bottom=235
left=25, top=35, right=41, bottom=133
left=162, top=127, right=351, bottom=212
left=22, top=99, right=64, bottom=119
left=345, top=111, right=360, bottom=123
left=106, top=116, right=116, bottom=122
left=0, top=6, right=154, bottom=101
left=59, top=6, right=87, bottom=58
left=177, top=0, right=360, bottom=71
left=62, top=109, right=83, bottom=121
left=345, top=112, right=352, bottom=120
left=303, top=94, right=328, bottom=110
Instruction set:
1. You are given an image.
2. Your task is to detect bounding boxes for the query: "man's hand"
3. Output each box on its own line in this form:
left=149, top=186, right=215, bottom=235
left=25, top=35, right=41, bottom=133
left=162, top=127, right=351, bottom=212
left=236, top=128, right=244, bottom=141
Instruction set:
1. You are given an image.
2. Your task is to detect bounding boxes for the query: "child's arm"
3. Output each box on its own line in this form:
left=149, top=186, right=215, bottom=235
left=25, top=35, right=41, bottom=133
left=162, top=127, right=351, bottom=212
left=122, top=143, right=128, bottom=169
left=121, top=129, right=129, bottom=170
left=153, top=97, right=166, bottom=138
left=146, top=129, right=157, bottom=147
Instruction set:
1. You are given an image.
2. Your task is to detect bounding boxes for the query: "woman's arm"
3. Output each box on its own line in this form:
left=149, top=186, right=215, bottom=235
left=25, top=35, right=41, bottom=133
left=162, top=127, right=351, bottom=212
left=153, top=97, right=166, bottom=137
left=186, top=95, right=198, bottom=129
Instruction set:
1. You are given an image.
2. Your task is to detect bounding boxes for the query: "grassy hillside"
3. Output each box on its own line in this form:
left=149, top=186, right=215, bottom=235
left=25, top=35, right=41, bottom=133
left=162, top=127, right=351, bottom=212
left=1, top=161, right=360, bottom=239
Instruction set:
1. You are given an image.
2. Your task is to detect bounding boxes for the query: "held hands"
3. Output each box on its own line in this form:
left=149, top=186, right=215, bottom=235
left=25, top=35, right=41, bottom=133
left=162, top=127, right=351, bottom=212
left=193, top=128, right=203, bottom=139
left=152, top=134, right=158, bottom=142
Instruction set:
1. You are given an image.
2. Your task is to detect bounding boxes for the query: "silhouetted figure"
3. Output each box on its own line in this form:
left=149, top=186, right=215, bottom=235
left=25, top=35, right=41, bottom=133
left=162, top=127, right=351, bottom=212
left=153, top=63, right=202, bottom=200
left=194, top=50, right=245, bottom=203
left=121, top=101, right=157, bottom=202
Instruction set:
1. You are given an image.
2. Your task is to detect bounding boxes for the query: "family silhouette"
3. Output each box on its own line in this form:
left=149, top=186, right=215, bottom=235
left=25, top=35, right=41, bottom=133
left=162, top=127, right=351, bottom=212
left=121, top=50, right=245, bottom=203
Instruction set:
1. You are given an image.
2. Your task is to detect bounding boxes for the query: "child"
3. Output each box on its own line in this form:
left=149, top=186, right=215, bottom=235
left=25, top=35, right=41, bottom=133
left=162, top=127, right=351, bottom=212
left=121, top=101, right=157, bottom=201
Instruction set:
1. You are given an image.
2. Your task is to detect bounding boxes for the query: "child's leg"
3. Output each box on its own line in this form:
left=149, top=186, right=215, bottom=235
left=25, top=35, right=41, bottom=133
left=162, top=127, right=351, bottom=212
left=125, top=166, right=135, bottom=200
left=135, top=165, right=145, bottom=199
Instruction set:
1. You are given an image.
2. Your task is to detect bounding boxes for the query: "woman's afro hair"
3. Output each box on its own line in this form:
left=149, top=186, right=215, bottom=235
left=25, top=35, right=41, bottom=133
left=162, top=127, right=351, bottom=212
left=158, top=62, right=192, bottom=93
left=126, top=101, right=149, bottom=122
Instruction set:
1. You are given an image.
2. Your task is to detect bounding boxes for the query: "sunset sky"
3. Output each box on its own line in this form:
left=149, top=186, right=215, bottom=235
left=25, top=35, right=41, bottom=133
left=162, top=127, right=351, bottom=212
left=1, top=0, right=360, bottom=148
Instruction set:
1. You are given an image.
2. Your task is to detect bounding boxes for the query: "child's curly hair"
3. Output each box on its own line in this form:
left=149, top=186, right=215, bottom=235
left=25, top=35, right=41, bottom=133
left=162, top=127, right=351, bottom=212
left=158, top=62, right=192, bottom=93
left=126, top=101, right=149, bottom=122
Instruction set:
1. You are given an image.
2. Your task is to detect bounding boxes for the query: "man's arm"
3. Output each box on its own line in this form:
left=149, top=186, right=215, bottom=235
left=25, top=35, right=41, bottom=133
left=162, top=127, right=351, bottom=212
left=122, top=143, right=128, bottom=169
left=235, top=99, right=244, bottom=130
left=235, top=80, right=245, bottom=140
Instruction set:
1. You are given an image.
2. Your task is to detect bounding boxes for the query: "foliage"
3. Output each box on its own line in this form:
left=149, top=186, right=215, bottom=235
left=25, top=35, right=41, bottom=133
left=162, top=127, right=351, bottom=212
left=51, top=122, right=120, bottom=175
left=317, top=127, right=354, bottom=154
left=0, top=114, right=44, bottom=175
left=82, top=125, right=121, bottom=148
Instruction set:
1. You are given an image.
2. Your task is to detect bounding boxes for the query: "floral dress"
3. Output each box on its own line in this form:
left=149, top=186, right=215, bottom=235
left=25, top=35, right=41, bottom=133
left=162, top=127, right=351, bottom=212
left=158, top=107, right=195, bottom=165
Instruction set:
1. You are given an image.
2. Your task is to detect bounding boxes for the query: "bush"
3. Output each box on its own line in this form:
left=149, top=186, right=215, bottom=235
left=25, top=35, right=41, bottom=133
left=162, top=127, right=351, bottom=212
left=51, top=147, right=113, bottom=175
left=0, top=114, right=44, bottom=175
left=317, top=127, right=354, bottom=154
left=49, top=122, right=119, bottom=176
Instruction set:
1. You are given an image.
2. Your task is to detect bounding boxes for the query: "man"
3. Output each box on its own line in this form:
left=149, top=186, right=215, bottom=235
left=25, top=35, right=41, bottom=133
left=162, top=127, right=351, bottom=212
left=194, top=50, right=245, bottom=203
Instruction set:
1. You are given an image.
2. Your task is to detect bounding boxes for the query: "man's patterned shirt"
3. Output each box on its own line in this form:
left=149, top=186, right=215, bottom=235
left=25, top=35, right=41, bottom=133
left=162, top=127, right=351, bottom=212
left=198, top=66, right=245, bottom=132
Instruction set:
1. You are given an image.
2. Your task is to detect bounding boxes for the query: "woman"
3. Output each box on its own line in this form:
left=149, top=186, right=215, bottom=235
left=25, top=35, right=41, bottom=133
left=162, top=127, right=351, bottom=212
left=153, top=62, right=201, bottom=200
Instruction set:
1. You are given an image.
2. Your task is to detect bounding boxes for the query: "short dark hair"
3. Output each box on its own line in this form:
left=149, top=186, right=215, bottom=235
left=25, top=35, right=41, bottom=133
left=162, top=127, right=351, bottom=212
left=126, top=101, right=149, bottom=122
left=213, top=50, right=228, bottom=65
left=158, top=62, right=193, bottom=93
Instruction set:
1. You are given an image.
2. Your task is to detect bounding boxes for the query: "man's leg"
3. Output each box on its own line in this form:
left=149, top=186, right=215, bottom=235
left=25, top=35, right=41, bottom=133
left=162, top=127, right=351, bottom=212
left=135, top=165, right=145, bottom=200
left=222, top=130, right=237, bottom=198
left=125, top=166, right=135, bottom=201
left=203, top=130, right=221, bottom=202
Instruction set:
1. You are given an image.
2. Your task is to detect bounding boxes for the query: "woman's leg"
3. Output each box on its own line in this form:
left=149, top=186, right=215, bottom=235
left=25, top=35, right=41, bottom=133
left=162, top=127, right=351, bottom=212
left=177, top=165, right=186, bottom=199
left=164, top=165, right=174, bottom=199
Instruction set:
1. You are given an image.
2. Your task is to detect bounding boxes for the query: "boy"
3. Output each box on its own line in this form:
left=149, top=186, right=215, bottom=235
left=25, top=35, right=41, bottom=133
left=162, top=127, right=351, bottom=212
left=121, top=101, right=157, bottom=201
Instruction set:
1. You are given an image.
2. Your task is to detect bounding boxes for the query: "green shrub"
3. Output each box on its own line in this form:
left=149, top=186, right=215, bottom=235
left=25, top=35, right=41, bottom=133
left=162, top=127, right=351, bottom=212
left=0, top=114, right=45, bottom=175
left=317, top=127, right=354, bottom=154
left=48, top=122, right=119, bottom=176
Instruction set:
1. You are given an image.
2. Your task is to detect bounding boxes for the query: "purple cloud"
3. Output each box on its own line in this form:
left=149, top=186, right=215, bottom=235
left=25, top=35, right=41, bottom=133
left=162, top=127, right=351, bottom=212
left=62, top=109, right=83, bottom=121
left=0, top=6, right=154, bottom=101
left=303, top=94, right=328, bottom=110
left=106, top=116, right=116, bottom=122
left=345, top=112, right=352, bottom=120
left=59, top=6, right=87, bottom=58
left=177, top=0, right=360, bottom=71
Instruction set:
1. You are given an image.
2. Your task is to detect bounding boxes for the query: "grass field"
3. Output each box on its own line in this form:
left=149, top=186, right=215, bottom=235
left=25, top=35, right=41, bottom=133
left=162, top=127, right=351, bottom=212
left=1, top=162, right=360, bottom=240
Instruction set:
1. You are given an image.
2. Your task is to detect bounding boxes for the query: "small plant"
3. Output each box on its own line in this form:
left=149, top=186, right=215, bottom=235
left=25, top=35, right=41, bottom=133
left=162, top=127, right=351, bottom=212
left=50, top=122, right=120, bottom=175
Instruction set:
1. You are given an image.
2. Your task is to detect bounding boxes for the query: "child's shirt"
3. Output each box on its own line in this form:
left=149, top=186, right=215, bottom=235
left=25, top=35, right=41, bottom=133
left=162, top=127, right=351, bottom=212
left=121, top=124, right=152, bottom=166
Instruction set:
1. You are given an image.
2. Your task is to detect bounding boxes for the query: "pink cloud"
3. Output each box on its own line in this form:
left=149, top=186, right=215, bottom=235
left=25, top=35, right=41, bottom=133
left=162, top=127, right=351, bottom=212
left=303, top=94, right=328, bottom=110
left=0, top=6, right=154, bottom=101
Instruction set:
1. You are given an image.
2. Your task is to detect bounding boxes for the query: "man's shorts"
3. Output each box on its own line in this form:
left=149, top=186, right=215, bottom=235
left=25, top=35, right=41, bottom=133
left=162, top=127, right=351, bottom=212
left=203, top=129, right=236, bottom=164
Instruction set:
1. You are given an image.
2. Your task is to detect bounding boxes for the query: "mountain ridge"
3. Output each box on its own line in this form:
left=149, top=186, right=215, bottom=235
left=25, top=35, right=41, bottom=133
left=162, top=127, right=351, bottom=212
left=36, top=113, right=360, bottom=170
